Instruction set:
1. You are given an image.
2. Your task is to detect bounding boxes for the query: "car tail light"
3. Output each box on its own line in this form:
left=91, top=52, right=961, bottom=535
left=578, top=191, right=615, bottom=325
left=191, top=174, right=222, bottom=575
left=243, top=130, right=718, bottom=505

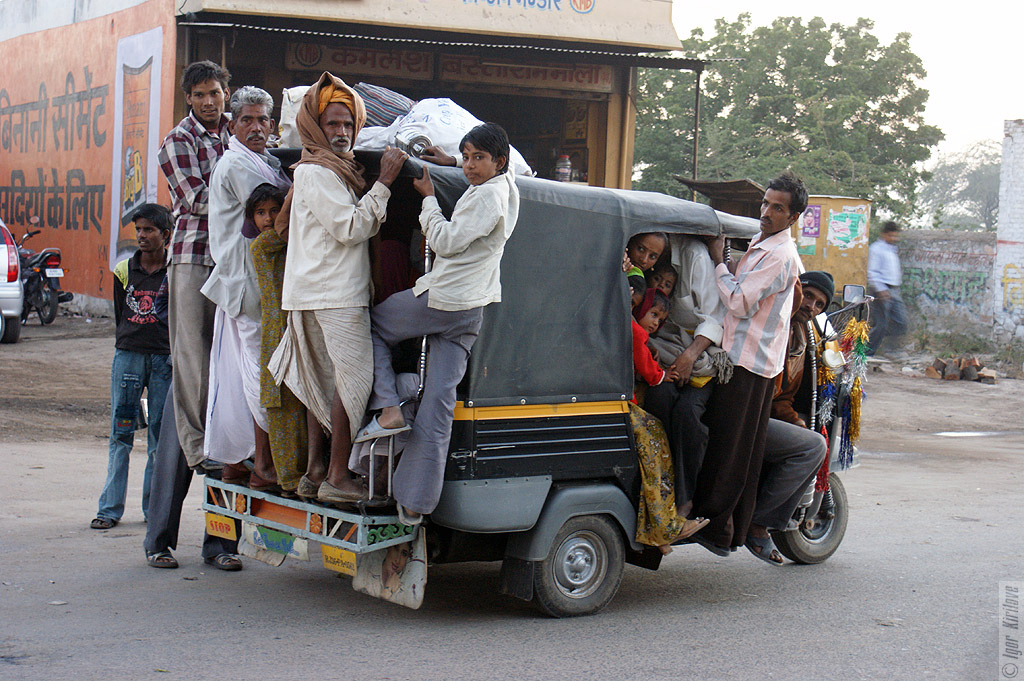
left=3, top=229, right=16, bottom=283
left=45, top=253, right=61, bottom=268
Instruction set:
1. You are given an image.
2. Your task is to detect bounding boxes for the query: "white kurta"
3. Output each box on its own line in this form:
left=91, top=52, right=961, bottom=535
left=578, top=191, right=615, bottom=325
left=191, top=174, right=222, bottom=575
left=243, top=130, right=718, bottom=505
left=280, top=164, right=389, bottom=311
left=413, top=172, right=519, bottom=311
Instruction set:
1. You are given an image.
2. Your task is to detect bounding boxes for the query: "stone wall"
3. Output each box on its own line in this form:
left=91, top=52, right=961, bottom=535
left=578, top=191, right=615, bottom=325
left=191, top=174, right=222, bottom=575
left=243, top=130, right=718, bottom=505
left=995, top=120, right=1024, bottom=343
left=899, top=230, right=996, bottom=339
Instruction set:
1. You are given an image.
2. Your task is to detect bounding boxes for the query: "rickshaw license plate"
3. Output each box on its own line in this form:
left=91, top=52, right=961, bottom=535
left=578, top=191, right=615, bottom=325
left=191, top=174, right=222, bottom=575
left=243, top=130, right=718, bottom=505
left=45, top=268, right=64, bottom=277
left=321, top=545, right=357, bottom=576
left=205, top=512, right=237, bottom=540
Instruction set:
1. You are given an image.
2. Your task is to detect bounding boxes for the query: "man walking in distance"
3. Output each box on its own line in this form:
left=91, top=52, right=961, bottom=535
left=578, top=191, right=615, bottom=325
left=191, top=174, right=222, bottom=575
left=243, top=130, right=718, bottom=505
left=157, top=60, right=231, bottom=473
left=690, top=172, right=805, bottom=556
left=867, top=221, right=907, bottom=356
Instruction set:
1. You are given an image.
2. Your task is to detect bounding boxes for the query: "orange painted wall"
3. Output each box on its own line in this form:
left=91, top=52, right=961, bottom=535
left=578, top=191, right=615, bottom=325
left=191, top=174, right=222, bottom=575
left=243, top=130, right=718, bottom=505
left=0, top=0, right=176, bottom=300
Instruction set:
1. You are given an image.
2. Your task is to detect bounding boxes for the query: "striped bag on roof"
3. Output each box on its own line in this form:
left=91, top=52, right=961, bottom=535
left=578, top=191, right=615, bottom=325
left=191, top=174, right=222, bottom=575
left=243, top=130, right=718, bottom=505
left=352, top=82, right=415, bottom=128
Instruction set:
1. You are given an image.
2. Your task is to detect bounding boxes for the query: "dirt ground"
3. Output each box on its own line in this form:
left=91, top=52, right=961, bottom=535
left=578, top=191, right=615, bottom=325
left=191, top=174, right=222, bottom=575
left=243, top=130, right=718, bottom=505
left=3, top=313, right=1022, bottom=447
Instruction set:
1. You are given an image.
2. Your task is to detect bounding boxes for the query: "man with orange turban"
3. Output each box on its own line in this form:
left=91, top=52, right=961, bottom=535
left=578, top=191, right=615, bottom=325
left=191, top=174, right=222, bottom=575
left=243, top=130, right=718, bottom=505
left=268, top=72, right=407, bottom=503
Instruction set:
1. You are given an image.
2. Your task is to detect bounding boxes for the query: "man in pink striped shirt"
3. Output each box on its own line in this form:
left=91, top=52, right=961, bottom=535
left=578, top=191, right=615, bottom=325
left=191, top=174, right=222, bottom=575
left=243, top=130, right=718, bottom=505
left=689, top=172, right=806, bottom=557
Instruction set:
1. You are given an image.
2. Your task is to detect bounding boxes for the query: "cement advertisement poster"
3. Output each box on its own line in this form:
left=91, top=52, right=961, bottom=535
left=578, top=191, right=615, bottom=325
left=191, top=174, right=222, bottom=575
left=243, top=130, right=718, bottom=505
left=109, top=26, right=163, bottom=269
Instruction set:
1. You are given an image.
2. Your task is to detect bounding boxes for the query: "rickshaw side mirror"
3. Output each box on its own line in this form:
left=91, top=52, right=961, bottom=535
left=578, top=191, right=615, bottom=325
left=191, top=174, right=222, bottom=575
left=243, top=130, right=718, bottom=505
left=842, top=284, right=865, bottom=305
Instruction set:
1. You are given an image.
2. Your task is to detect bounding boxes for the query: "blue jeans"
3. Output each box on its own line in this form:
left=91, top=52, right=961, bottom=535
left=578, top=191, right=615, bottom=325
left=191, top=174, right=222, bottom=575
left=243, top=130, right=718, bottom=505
left=869, top=289, right=908, bottom=354
left=96, top=350, right=171, bottom=521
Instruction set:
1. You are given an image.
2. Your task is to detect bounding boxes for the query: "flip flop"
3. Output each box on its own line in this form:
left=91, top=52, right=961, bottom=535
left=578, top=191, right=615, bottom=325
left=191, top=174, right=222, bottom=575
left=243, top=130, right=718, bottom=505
left=90, top=517, right=117, bottom=530
left=353, top=414, right=411, bottom=443
left=397, top=505, right=423, bottom=526
left=744, top=534, right=784, bottom=566
left=673, top=517, right=710, bottom=542
left=146, top=550, right=179, bottom=569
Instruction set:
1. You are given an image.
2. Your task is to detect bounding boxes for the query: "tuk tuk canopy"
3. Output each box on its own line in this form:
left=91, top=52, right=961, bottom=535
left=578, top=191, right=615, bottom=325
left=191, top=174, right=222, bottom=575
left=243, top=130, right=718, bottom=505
left=422, top=160, right=760, bottom=407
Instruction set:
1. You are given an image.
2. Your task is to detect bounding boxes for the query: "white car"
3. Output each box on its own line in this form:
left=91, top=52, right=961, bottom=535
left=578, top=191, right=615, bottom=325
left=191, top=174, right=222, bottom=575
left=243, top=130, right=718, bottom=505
left=0, top=218, right=24, bottom=343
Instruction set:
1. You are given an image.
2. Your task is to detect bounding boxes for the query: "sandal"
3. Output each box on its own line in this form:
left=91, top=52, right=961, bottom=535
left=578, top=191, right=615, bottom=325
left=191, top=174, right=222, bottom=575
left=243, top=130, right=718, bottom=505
left=397, top=504, right=423, bottom=526
left=146, top=550, right=179, bottom=569
left=673, top=517, right=709, bottom=542
left=683, top=533, right=732, bottom=557
left=318, top=479, right=367, bottom=504
left=204, top=553, right=243, bottom=571
left=90, top=517, right=117, bottom=530
left=296, top=475, right=320, bottom=499
left=353, top=414, right=411, bottom=443
left=745, top=534, right=784, bottom=566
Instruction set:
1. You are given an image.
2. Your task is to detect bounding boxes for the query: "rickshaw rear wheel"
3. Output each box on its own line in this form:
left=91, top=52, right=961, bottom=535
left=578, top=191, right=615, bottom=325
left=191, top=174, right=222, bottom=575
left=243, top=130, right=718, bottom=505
left=772, top=473, right=848, bottom=564
left=533, top=514, right=624, bottom=618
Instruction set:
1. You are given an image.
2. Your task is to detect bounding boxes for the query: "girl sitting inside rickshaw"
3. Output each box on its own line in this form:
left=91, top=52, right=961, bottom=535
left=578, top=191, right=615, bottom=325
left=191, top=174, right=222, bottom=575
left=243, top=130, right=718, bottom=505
left=627, top=233, right=710, bottom=554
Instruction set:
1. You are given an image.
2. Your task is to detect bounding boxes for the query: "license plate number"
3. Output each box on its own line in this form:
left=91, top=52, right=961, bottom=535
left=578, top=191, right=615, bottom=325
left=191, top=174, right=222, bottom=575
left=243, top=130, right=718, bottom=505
left=321, top=545, right=357, bottom=576
left=45, top=268, right=64, bottom=277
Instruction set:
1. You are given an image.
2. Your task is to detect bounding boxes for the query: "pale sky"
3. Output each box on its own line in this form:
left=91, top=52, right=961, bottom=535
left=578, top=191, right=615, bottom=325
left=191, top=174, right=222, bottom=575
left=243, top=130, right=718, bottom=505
left=671, top=3, right=1023, bottom=158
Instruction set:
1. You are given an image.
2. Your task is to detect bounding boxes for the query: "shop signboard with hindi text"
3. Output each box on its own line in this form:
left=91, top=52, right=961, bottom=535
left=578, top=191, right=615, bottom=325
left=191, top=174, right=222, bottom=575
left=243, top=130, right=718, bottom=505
left=183, top=0, right=681, bottom=51
left=0, top=0, right=176, bottom=300
left=285, top=44, right=616, bottom=94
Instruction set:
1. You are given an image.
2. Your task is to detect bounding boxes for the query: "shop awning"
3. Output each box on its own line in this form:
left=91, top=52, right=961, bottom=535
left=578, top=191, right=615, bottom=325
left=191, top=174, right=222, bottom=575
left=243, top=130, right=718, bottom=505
left=180, top=19, right=710, bottom=72
left=674, top=177, right=766, bottom=203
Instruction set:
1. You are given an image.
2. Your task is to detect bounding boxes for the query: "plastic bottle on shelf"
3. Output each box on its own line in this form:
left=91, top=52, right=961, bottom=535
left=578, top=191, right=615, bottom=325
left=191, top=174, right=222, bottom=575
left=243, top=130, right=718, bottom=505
left=554, top=154, right=572, bottom=182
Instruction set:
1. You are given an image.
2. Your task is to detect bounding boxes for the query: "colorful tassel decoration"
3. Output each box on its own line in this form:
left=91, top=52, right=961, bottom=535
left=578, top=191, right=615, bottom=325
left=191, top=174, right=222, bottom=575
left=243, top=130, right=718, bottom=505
left=815, top=424, right=831, bottom=492
left=848, top=377, right=862, bottom=444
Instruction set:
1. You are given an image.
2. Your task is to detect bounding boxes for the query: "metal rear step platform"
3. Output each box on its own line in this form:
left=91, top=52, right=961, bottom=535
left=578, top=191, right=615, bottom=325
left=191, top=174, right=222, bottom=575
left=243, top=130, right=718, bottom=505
left=203, top=477, right=416, bottom=555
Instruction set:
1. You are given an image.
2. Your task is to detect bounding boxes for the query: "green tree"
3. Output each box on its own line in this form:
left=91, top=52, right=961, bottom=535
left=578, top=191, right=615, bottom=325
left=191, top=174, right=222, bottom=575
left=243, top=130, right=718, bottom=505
left=634, top=15, right=944, bottom=218
left=919, top=141, right=1000, bottom=231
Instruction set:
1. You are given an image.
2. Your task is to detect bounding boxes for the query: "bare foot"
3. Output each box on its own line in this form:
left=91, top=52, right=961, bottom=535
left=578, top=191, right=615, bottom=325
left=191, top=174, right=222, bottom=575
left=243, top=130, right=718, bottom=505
left=748, top=522, right=770, bottom=540
left=377, top=406, right=406, bottom=429
left=658, top=544, right=673, bottom=556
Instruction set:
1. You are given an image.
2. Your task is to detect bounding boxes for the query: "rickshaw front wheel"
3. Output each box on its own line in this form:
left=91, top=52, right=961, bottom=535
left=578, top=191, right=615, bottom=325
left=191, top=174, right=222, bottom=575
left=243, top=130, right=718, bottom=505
left=533, top=515, right=625, bottom=618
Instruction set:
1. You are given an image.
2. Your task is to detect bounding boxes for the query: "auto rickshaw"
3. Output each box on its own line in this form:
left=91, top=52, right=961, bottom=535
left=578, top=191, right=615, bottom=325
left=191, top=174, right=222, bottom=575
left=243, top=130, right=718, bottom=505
left=204, top=153, right=858, bottom=617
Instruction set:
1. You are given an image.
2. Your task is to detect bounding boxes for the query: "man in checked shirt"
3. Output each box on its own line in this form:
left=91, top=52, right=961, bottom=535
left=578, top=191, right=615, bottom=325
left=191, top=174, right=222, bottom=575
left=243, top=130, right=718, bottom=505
left=689, top=172, right=806, bottom=559
left=157, top=60, right=232, bottom=473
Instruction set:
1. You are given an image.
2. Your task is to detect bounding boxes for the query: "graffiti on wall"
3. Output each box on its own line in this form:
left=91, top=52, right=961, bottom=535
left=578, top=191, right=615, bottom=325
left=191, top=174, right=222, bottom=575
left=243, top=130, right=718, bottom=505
left=1002, top=263, right=1024, bottom=312
left=903, top=266, right=989, bottom=306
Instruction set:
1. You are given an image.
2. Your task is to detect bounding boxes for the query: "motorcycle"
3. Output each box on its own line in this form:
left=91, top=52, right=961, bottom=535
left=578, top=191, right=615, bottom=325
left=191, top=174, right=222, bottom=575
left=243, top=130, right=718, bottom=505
left=18, top=219, right=73, bottom=325
left=771, top=285, right=871, bottom=564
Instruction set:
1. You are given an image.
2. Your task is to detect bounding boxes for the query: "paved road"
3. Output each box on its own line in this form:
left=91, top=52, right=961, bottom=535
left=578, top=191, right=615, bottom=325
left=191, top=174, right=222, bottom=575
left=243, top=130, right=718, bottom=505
left=2, top=425, right=1021, bottom=680
left=2, top=322, right=1021, bottom=679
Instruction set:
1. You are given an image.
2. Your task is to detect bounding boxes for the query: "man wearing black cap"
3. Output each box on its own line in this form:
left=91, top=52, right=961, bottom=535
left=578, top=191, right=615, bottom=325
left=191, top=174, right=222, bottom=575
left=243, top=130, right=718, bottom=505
left=744, top=271, right=832, bottom=565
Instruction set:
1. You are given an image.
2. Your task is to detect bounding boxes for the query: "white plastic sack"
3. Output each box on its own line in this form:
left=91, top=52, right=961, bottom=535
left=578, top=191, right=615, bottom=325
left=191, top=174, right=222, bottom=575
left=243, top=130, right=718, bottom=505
left=278, top=85, right=311, bottom=148
left=355, top=98, right=533, bottom=176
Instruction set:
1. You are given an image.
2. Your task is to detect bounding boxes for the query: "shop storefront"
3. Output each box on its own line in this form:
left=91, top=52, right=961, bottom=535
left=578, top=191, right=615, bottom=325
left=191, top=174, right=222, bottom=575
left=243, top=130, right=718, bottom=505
left=0, top=0, right=691, bottom=304
left=177, top=0, right=685, bottom=187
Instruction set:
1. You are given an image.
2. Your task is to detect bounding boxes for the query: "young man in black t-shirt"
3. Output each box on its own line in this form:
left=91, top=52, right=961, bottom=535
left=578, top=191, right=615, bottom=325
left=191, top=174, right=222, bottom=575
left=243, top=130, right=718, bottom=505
left=91, top=204, right=172, bottom=530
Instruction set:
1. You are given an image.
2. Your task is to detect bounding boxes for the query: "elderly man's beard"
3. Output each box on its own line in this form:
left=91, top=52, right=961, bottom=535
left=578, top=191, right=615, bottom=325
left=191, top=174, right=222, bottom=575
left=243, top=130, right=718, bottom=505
left=330, top=136, right=352, bottom=153
left=330, top=136, right=352, bottom=154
